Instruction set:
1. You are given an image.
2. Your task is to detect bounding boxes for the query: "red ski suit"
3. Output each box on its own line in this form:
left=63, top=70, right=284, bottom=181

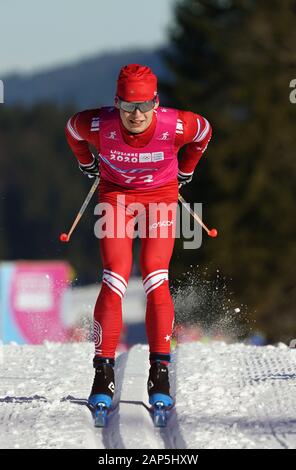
left=65, top=106, right=212, bottom=360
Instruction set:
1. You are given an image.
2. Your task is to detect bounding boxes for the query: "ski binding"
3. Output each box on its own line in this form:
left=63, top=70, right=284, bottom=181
left=89, top=394, right=112, bottom=428
left=93, top=403, right=109, bottom=427
left=152, top=401, right=168, bottom=427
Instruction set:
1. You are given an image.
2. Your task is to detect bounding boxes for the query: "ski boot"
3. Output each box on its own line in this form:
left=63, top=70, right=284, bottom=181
left=147, top=361, right=174, bottom=427
left=88, top=358, right=115, bottom=427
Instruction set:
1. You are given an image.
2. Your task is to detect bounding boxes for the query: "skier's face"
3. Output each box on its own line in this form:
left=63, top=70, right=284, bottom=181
left=117, top=100, right=159, bottom=134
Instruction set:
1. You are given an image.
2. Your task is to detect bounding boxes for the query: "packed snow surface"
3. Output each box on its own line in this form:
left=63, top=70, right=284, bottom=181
left=1, top=341, right=296, bottom=449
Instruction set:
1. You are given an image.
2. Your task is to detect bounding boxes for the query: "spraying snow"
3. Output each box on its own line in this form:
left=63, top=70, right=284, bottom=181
left=172, top=265, right=250, bottom=341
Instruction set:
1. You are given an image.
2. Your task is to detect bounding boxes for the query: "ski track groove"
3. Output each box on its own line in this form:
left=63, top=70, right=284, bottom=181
left=1, top=341, right=296, bottom=448
left=108, top=345, right=169, bottom=450
left=0, top=342, right=104, bottom=449
left=241, top=349, right=295, bottom=449
left=93, top=345, right=185, bottom=449
left=100, top=351, right=128, bottom=449
left=175, top=342, right=296, bottom=449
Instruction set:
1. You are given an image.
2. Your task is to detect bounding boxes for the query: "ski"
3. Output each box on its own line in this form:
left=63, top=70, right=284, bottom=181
left=92, top=403, right=109, bottom=427
left=151, top=401, right=173, bottom=427
left=88, top=391, right=113, bottom=428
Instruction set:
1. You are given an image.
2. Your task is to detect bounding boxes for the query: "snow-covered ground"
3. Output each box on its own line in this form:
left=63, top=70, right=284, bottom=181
left=1, top=340, right=296, bottom=449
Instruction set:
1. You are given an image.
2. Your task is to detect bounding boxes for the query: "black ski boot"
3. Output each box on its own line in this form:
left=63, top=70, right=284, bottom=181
left=147, top=361, right=174, bottom=408
left=88, top=358, right=115, bottom=409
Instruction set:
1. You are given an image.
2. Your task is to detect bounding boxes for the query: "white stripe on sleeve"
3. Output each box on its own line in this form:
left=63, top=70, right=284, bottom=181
left=66, top=117, right=83, bottom=141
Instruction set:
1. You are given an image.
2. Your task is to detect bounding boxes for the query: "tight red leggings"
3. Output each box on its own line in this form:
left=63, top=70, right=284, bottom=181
left=93, top=179, right=178, bottom=360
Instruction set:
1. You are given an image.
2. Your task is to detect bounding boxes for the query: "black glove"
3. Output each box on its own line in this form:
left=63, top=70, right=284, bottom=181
left=178, top=170, right=193, bottom=188
left=79, top=157, right=100, bottom=178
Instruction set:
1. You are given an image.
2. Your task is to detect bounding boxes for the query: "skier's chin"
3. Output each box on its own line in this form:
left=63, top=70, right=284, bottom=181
left=128, top=121, right=147, bottom=133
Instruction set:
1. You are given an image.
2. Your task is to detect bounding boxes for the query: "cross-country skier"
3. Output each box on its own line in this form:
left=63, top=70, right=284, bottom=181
left=65, top=64, right=212, bottom=413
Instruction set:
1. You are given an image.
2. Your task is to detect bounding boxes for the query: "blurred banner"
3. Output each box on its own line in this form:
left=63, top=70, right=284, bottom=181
left=0, top=261, right=72, bottom=344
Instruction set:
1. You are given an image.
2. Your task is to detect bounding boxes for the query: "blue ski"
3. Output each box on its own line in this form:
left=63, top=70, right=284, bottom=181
left=152, top=402, right=168, bottom=427
left=88, top=394, right=113, bottom=428
left=93, top=403, right=109, bottom=427
left=149, top=393, right=174, bottom=427
left=150, top=401, right=174, bottom=427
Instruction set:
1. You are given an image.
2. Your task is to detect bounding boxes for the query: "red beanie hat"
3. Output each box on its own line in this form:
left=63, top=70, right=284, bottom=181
left=116, top=64, right=157, bottom=102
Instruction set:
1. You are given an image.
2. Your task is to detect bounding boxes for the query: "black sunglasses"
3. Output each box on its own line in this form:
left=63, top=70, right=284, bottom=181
left=118, top=98, right=156, bottom=113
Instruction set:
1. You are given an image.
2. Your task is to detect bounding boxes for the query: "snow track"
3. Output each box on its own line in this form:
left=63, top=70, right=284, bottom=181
left=112, top=346, right=164, bottom=449
left=97, top=345, right=183, bottom=449
left=175, top=342, right=296, bottom=449
left=1, top=341, right=296, bottom=448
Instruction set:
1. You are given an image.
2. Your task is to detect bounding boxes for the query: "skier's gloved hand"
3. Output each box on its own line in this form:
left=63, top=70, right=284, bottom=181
left=79, top=157, right=100, bottom=178
left=178, top=170, right=193, bottom=188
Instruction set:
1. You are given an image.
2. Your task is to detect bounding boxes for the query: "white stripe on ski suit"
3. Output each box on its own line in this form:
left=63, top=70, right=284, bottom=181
left=66, top=117, right=83, bottom=141
left=143, top=269, right=169, bottom=295
left=102, top=269, right=127, bottom=298
left=104, top=269, right=128, bottom=287
left=192, top=118, right=201, bottom=142
left=194, top=118, right=210, bottom=142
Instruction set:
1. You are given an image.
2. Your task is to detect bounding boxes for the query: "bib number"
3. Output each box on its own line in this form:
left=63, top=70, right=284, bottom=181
left=124, top=174, right=153, bottom=184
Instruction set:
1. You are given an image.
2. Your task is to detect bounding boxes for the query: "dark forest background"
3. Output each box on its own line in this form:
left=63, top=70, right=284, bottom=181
left=1, top=0, right=296, bottom=343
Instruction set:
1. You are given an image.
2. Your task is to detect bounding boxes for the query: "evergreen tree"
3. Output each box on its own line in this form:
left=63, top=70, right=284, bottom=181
left=0, top=104, right=102, bottom=284
left=164, top=0, right=296, bottom=342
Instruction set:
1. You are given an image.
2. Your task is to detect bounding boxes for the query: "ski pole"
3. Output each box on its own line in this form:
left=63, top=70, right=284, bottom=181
left=59, top=177, right=100, bottom=243
left=178, top=193, right=218, bottom=238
